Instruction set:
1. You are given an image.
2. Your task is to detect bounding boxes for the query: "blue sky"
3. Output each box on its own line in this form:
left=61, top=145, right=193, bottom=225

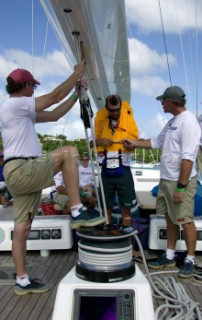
left=0, top=0, right=202, bottom=140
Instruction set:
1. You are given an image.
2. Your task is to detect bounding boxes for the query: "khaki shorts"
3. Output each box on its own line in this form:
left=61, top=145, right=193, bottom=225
left=53, top=192, right=69, bottom=209
left=156, top=176, right=197, bottom=225
left=3, top=154, right=55, bottom=224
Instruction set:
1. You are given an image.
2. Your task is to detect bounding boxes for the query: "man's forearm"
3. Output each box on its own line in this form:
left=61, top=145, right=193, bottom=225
left=178, top=159, right=193, bottom=185
left=134, top=139, right=152, bottom=149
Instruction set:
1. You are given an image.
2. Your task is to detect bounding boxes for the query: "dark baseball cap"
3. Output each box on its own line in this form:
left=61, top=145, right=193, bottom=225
left=156, top=86, right=185, bottom=101
left=8, top=68, right=40, bottom=85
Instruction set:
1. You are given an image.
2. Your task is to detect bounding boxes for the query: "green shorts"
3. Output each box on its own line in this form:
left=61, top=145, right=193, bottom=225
left=53, top=192, right=69, bottom=209
left=156, top=176, right=197, bottom=225
left=100, top=166, right=137, bottom=209
left=3, top=154, right=55, bottom=224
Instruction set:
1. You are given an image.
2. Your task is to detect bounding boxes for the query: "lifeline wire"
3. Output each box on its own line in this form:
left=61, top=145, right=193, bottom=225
left=133, top=234, right=202, bottom=320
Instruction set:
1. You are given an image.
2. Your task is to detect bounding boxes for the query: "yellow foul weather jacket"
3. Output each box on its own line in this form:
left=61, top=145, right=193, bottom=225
left=94, top=101, right=139, bottom=152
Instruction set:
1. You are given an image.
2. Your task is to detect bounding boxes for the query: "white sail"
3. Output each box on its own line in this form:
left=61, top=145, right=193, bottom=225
left=40, top=0, right=130, bottom=109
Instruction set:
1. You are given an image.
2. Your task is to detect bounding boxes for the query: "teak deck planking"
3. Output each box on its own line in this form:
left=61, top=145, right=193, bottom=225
left=0, top=206, right=202, bottom=319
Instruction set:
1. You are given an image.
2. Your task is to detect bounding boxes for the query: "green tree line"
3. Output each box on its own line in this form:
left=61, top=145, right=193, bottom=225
left=0, top=134, right=161, bottom=163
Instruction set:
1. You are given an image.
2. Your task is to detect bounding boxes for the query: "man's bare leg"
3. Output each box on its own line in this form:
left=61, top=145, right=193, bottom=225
left=165, top=213, right=180, bottom=249
left=51, top=146, right=81, bottom=206
left=107, top=208, right=112, bottom=224
left=12, top=219, right=32, bottom=277
left=182, top=222, right=197, bottom=256
left=122, top=208, right=131, bottom=226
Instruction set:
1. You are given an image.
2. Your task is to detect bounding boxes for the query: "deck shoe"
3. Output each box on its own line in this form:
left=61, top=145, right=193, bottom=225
left=70, top=207, right=105, bottom=229
left=15, top=278, right=50, bottom=296
left=193, top=265, right=202, bottom=283
left=178, top=259, right=194, bottom=278
left=148, top=253, right=176, bottom=269
left=193, top=271, right=202, bottom=284
left=3, top=201, right=9, bottom=208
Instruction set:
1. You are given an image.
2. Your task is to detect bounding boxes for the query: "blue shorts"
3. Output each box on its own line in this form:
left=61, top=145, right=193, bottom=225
left=100, top=166, right=137, bottom=210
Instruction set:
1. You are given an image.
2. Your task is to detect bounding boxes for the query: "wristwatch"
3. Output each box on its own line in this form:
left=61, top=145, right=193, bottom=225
left=177, top=182, right=187, bottom=189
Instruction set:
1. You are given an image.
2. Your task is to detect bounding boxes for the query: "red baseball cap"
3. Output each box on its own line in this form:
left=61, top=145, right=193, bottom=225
left=8, top=68, right=40, bottom=85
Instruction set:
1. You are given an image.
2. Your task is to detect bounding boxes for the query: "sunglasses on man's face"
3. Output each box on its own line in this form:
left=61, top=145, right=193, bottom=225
left=107, top=107, right=121, bottom=113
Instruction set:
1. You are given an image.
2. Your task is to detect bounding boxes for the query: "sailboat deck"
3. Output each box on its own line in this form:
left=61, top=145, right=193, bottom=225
left=1, top=207, right=202, bottom=319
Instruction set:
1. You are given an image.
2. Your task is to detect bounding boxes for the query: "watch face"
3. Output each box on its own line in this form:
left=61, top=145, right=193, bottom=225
left=177, top=182, right=186, bottom=188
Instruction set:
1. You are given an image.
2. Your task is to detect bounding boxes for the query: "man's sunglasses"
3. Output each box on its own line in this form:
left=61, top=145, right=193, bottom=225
left=107, top=107, right=121, bottom=113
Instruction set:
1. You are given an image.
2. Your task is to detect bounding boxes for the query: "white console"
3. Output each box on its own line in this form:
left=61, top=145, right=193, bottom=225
left=149, top=215, right=202, bottom=251
left=0, top=215, right=73, bottom=252
left=52, top=266, right=155, bottom=320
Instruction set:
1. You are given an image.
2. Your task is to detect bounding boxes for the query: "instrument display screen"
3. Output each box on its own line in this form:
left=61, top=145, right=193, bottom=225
left=73, top=289, right=134, bottom=320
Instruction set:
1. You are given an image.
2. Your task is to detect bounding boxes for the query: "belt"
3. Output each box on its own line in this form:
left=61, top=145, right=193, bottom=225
left=4, top=157, right=37, bottom=166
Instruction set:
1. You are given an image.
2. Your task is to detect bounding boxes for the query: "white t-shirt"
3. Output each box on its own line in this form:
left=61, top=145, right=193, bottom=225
left=151, top=110, right=201, bottom=180
left=54, top=171, right=65, bottom=188
left=0, top=96, right=42, bottom=160
left=78, top=164, right=93, bottom=187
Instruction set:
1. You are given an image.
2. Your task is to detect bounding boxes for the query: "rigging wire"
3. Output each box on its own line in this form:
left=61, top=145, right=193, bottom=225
left=125, top=5, right=170, bottom=116
left=40, top=15, right=74, bottom=146
left=34, top=2, right=79, bottom=145
left=43, top=20, right=49, bottom=60
left=195, top=0, right=199, bottom=117
left=186, top=1, right=195, bottom=106
left=158, top=0, right=172, bottom=86
left=173, top=1, right=192, bottom=111
left=126, top=24, right=167, bottom=128
left=31, top=0, right=34, bottom=74
left=126, top=4, right=166, bottom=163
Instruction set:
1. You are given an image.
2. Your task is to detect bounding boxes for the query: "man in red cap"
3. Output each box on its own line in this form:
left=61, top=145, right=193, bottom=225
left=0, top=64, right=105, bottom=296
left=7, top=68, right=41, bottom=85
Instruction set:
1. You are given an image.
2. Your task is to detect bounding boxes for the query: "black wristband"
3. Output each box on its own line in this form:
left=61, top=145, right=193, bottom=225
left=177, top=182, right=187, bottom=189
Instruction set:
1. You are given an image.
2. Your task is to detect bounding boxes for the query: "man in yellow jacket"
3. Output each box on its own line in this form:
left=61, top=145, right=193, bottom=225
left=90, top=94, right=139, bottom=227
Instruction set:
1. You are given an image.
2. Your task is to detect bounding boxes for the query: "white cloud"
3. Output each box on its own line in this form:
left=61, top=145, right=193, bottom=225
left=131, top=75, right=170, bottom=99
left=36, top=117, right=86, bottom=140
left=141, top=112, right=169, bottom=138
left=129, top=38, right=176, bottom=76
left=0, top=49, right=71, bottom=82
left=125, top=0, right=202, bottom=33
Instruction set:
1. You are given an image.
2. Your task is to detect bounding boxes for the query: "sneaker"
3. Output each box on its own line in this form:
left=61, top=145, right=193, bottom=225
left=87, top=207, right=100, bottom=216
left=178, top=259, right=194, bottom=278
left=148, top=253, right=176, bottom=269
left=70, top=207, right=105, bottom=229
left=15, top=278, right=50, bottom=296
left=3, top=202, right=8, bottom=208
left=193, top=266, right=202, bottom=284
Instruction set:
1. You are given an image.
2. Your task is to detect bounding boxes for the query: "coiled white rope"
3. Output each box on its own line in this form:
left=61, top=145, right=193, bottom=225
left=133, top=234, right=202, bottom=320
